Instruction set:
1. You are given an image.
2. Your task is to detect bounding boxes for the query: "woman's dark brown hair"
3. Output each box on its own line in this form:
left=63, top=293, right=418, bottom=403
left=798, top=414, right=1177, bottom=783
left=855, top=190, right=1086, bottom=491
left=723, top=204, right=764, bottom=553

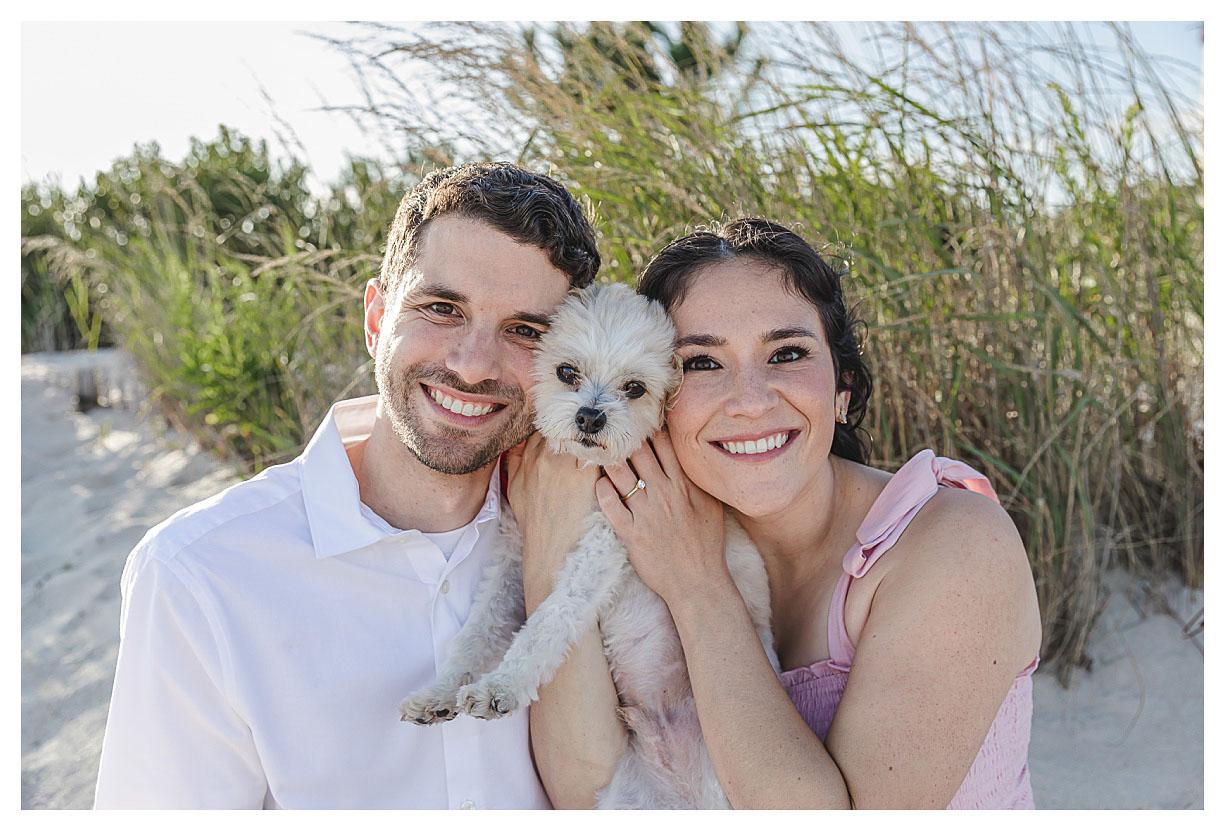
left=637, top=218, right=873, bottom=464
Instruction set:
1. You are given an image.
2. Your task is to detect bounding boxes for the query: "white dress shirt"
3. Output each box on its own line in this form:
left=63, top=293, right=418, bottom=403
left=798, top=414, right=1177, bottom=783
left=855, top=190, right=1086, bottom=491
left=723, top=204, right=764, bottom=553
left=94, top=396, right=551, bottom=809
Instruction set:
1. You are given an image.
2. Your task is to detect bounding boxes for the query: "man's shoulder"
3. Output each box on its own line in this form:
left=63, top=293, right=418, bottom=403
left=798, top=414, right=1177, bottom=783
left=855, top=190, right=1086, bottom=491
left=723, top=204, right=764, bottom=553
left=132, top=457, right=307, bottom=571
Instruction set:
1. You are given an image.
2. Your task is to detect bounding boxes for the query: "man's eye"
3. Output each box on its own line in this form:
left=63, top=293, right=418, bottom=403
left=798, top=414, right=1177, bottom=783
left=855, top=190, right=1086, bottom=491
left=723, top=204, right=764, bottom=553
left=426, top=302, right=457, bottom=316
left=556, top=364, right=579, bottom=385
left=682, top=355, right=719, bottom=372
left=769, top=346, right=810, bottom=364
left=623, top=381, right=646, bottom=399
left=509, top=324, right=543, bottom=340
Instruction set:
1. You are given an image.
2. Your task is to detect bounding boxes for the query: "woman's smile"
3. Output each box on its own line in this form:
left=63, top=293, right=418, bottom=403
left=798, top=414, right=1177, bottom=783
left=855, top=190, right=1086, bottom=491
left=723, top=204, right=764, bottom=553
left=709, top=428, right=799, bottom=460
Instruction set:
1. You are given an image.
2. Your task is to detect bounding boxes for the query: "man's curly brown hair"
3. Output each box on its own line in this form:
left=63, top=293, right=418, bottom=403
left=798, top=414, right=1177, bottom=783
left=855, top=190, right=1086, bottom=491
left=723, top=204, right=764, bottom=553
left=379, top=162, right=601, bottom=298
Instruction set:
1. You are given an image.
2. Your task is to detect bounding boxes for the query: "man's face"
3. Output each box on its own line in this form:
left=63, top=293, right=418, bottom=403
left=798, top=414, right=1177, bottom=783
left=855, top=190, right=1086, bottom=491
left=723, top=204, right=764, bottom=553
left=364, top=215, right=572, bottom=475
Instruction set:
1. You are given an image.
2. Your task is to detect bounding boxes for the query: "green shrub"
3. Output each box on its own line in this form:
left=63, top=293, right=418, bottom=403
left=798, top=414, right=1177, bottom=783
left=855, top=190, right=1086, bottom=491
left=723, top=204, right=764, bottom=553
left=22, top=183, right=115, bottom=352
left=21, top=127, right=409, bottom=464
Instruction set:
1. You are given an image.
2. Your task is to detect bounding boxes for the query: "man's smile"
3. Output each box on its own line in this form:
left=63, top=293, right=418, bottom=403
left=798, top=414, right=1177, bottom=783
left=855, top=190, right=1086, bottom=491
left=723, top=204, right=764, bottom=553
left=421, top=383, right=508, bottom=421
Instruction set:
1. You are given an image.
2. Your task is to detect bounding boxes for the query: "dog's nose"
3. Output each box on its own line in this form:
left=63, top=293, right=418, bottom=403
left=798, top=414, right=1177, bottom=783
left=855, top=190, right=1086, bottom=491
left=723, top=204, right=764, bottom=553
left=575, top=407, right=606, bottom=435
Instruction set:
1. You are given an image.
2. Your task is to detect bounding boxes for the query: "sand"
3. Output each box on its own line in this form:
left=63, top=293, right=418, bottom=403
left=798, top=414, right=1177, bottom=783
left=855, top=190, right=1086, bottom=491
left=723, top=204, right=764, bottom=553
left=19, top=349, right=1205, bottom=809
left=21, top=349, right=239, bottom=810
left=1028, top=571, right=1204, bottom=809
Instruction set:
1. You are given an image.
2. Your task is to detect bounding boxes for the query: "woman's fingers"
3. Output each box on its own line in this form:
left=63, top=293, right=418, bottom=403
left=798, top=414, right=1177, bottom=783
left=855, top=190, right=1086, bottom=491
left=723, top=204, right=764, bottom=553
left=604, top=433, right=683, bottom=514
left=503, top=438, right=528, bottom=485
left=505, top=434, right=549, bottom=501
left=595, top=476, right=633, bottom=527
left=524, top=431, right=546, bottom=458
left=626, top=438, right=667, bottom=490
left=602, top=462, right=641, bottom=502
left=649, top=427, right=687, bottom=484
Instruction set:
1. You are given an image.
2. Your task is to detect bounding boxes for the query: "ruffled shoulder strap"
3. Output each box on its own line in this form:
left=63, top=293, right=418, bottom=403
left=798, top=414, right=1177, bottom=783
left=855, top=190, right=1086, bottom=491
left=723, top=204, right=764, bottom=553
left=840, top=449, right=998, bottom=578
left=824, top=450, right=1001, bottom=669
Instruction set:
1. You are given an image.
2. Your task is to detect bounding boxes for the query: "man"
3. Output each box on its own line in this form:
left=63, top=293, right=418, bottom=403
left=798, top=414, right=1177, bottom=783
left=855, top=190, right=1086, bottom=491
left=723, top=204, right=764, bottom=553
left=93, top=162, right=600, bottom=808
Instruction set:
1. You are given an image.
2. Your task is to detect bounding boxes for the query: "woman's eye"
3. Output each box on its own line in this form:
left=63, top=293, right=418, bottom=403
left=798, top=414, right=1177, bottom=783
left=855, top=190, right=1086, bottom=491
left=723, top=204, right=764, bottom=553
left=556, top=364, right=579, bottom=385
left=509, top=324, right=542, bottom=340
left=623, top=381, right=646, bottom=399
left=769, top=346, right=810, bottom=364
left=681, top=355, right=719, bottom=372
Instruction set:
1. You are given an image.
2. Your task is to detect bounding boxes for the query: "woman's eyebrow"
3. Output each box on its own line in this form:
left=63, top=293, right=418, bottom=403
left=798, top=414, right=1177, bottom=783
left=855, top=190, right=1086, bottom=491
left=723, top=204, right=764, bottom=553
left=675, top=333, right=727, bottom=349
left=676, top=328, right=819, bottom=349
left=762, top=326, right=819, bottom=343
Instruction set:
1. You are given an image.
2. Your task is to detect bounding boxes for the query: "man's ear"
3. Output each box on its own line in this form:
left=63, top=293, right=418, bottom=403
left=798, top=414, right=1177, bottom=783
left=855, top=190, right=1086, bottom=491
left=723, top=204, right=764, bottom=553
left=364, top=279, right=387, bottom=359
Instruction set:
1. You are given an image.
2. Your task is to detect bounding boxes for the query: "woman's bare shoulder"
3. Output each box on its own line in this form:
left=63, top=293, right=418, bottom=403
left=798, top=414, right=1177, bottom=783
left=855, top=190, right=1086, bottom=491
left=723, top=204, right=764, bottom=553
left=869, top=486, right=1042, bottom=668
left=913, top=488, right=1029, bottom=570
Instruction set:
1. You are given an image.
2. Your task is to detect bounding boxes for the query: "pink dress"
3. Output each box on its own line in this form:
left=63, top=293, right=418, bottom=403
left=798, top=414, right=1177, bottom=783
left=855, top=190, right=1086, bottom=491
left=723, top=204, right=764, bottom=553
left=780, top=449, right=1038, bottom=809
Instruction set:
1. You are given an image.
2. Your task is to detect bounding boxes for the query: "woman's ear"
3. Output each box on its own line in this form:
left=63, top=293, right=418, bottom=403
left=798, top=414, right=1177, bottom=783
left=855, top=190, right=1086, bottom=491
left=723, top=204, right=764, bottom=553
left=836, top=389, right=852, bottom=423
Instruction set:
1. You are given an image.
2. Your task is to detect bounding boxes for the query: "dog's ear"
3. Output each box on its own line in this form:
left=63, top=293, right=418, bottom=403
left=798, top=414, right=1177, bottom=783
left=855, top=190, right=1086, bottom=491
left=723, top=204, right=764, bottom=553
left=664, top=352, right=685, bottom=413
left=568, top=282, right=602, bottom=301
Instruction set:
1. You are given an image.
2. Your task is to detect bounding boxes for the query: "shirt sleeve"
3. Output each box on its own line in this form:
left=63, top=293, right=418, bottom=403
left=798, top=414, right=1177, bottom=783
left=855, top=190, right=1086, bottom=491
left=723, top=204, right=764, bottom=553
left=93, top=542, right=268, bottom=808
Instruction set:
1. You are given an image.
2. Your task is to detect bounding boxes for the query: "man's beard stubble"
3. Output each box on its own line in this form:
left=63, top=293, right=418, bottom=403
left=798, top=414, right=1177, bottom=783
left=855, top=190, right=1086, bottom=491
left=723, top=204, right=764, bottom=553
left=375, top=354, right=535, bottom=476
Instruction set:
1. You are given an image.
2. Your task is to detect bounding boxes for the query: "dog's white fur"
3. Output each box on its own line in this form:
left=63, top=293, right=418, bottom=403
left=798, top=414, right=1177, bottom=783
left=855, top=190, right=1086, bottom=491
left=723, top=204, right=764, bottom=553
left=398, top=283, right=778, bottom=809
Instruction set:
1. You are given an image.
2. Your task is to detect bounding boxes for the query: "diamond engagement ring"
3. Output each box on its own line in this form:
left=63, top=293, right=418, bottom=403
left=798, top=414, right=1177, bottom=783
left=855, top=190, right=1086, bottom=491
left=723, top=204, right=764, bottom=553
left=622, top=479, right=646, bottom=501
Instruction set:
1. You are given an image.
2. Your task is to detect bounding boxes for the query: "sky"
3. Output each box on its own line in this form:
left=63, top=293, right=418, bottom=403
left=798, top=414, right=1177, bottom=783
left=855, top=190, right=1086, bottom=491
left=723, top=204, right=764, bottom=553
left=21, top=20, right=1203, bottom=195
left=22, top=22, right=394, bottom=192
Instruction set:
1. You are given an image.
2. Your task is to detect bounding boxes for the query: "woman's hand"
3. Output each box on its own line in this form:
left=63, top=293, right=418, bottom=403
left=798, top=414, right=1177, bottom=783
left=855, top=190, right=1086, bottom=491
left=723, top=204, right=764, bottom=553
left=595, top=427, right=729, bottom=606
left=504, top=433, right=601, bottom=595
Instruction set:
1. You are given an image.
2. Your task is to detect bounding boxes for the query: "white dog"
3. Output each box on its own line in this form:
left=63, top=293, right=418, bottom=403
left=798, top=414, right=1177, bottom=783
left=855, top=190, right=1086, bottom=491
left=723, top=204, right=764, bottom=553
left=399, top=282, right=778, bottom=809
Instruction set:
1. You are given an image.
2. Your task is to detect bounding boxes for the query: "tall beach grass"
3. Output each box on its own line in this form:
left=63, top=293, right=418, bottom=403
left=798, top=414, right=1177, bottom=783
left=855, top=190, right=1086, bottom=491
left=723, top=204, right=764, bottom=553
left=21, top=22, right=1202, bottom=679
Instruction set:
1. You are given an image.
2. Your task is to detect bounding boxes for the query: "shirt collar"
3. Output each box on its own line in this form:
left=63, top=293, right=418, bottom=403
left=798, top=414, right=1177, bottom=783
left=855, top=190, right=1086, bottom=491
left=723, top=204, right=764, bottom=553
left=298, top=395, right=502, bottom=559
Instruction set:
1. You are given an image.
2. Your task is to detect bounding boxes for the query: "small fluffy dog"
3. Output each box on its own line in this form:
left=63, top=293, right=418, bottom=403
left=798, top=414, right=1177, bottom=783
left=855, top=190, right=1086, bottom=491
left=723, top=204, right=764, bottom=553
left=399, top=283, right=778, bottom=809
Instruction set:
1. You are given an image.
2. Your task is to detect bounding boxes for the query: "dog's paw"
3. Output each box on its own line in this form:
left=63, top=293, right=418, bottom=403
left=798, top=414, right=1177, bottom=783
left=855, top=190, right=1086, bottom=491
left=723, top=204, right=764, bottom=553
left=456, top=675, right=527, bottom=720
left=398, top=678, right=468, bottom=725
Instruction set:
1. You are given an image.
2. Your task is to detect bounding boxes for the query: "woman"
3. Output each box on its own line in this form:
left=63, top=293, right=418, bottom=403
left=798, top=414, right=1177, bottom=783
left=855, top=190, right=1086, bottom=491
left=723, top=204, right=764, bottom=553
left=506, top=218, right=1042, bottom=809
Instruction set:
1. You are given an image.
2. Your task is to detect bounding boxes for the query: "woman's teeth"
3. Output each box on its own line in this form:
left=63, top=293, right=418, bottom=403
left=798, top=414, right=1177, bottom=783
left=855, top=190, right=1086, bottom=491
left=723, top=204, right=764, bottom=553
left=718, top=432, right=791, bottom=455
left=428, top=387, right=496, bottom=417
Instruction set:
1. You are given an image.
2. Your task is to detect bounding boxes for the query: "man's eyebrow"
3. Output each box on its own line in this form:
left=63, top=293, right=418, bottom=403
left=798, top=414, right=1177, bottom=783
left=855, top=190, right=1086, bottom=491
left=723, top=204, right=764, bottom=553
left=675, top=333, right=727, bottom=349
left=762, top=326, right=820, bottom=343
left=514, top=311, right=555, bottom=329
left=404, top=284, right=553, bottom=329
left=408, top=283, right=469, bottom=305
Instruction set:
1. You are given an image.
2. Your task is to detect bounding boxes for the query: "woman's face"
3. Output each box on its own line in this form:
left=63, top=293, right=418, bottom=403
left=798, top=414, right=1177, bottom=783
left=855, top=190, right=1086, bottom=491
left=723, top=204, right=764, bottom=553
left=666, top=258, right=849, bottom=518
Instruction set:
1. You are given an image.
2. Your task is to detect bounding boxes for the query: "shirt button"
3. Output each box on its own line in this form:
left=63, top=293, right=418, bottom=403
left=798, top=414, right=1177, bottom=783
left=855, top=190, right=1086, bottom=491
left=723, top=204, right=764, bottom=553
left=460, top=800, right=475, bottom=809
left=440, top=580, right=450, bottom=595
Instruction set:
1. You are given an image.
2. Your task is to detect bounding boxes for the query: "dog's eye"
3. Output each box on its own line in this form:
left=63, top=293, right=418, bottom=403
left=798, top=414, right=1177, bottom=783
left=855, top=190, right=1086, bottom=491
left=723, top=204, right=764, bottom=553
left=623, top=381, right=646, bottom=399
left=556, top=364, right=579, bottom=385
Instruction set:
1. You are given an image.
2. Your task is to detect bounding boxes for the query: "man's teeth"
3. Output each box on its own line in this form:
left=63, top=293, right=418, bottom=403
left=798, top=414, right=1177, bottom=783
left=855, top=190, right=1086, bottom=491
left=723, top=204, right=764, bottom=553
left=429, top=387, right=496, bottom=417
left=719, top=432, right=791, bottom=455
